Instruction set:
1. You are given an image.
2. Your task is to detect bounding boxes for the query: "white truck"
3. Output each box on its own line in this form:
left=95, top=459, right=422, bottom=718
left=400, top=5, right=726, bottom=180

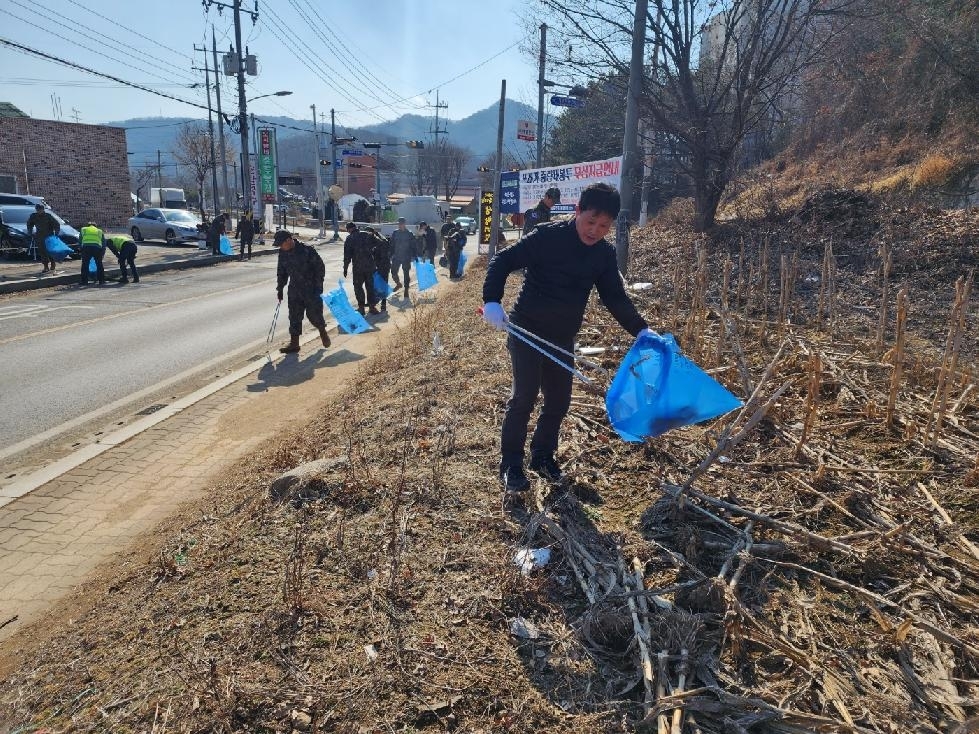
left=361, top=196, right=448, bottom=237
left=149, top=187, right=187, bottom=209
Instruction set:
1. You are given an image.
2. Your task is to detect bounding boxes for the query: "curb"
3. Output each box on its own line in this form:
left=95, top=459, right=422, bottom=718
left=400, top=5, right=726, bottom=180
left=0, top=246, right=281, bottom=296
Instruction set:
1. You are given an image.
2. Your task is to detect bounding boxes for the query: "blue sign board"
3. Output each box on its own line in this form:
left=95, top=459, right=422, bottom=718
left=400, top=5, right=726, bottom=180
left=341, top=148, right=366, bottom=157
left=550, top=95, right=585, bottom=108
left=500, top=171, right=520, bottom=213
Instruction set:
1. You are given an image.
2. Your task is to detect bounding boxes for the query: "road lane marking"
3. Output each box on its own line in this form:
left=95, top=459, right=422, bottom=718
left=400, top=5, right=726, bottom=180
left=0, top=304, right=96, bottom=321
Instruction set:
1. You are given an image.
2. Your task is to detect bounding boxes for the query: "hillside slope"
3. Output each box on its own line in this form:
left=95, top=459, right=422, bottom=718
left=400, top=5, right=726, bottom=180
left=1, top=197, right=978, bottom=732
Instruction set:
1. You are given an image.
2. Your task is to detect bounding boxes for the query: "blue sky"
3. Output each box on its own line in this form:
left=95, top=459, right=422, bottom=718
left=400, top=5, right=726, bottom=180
left=0, top=0, right=545, bottom=128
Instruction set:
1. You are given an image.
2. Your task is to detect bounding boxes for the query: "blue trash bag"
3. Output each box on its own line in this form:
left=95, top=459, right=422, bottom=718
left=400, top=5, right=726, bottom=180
left=373, top=271, right=393, bottom=299
left=44, top=235, right=73, bottom=261
left=605, top=332, right=742, bottom=442
left=321, top=279, right=371, bottom=334
left=415, top=258, right=438, bottom=292
left=218, top=234, right=233, bottom=255
left=457, top=251, right=468, bottom=275
left=88, top=257, right=98, bottom=274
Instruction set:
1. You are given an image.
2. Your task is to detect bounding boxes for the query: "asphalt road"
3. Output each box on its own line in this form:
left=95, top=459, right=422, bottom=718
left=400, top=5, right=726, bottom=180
left=0, top=243, right=347, bottom=457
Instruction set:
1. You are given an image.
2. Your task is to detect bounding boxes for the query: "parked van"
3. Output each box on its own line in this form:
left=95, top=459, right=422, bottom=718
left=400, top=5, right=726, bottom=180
left=0, top=192, right=47, bottom=208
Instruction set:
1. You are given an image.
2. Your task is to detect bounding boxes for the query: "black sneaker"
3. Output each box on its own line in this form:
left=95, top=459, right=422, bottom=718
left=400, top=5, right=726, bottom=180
left=499, top=464, right=530, bottom=492
left=529, top=454, right=565, bottom=485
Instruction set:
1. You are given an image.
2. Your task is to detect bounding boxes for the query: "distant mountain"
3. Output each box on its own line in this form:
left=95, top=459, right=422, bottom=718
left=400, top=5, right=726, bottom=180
left=109, top=99, right=554, bottom=167
left=362, top=100, right=553, bottom=158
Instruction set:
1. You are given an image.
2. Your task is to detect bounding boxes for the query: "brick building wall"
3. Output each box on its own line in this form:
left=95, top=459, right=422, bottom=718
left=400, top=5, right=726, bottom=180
left=0, top=118, right=132, bottom=227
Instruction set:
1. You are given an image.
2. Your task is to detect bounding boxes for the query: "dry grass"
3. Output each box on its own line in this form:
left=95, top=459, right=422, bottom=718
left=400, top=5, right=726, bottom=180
left=913, top=153, right=960, bottom=190
left=0, top=200, right=977, bottom=733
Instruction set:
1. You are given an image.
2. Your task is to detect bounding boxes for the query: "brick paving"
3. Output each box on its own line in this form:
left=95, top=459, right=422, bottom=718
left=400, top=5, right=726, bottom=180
left=0, top=312, right=400, bottom=644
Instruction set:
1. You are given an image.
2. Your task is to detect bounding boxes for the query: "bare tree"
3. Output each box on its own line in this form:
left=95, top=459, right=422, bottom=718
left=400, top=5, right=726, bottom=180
left=441, top=142, right=471, bottom=201
left=173, top=123, right=213, bottom=217
left=537, top=0, right=856, bottom=230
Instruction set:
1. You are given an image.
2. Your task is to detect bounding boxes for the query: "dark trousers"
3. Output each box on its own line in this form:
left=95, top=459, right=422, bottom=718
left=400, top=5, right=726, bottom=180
left=287, top=288, right=326, bottom=336
left=447, top=248, right=461, bottom=278
left=395, top=261, right=411, bottom=294
left=375, top=264, right=390, bottom=308
left=500, top=331, right=574, bottom=467
left=352, top=267, right=376, bottom=309
left=80, top=246, right=105, bottom=284
left=421, top=248, right=436, bottom=264
left=34, top=237, right=55, bottom=269
left=240, top=234, right=253, bottom=260
left=117, top=242, right=138, bottom=281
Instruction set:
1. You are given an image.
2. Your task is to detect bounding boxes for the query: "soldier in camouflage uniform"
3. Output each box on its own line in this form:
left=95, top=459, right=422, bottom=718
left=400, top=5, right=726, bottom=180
left=275, top=230, right=331, bottom=353
left=344, top=222, right=380, bottom=315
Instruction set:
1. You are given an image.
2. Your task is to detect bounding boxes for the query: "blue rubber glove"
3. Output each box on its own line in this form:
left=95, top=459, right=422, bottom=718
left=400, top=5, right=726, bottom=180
left=482, top=302, right=507, bottom=330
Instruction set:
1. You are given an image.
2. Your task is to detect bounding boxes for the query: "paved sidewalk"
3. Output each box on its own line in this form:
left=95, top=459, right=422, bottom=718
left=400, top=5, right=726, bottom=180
left=0, top=294, right=420, bottom=645
left=0, top=224, right=345, bottom=295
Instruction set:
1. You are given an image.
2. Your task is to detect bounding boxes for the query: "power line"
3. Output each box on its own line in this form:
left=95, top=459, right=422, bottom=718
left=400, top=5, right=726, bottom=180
left=62, top=0, right=195, bottom=65
left=258, top=8, right=389, bottom=123
left=290, top=0, right=423, bottom=114
left=1, top=2, right=210, bottom=109
left=0, top=36, right=211, bottom=112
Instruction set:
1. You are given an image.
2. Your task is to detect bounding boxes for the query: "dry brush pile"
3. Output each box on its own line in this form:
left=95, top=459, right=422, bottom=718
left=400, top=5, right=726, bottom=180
left=1, top=192, right=977, bottom=733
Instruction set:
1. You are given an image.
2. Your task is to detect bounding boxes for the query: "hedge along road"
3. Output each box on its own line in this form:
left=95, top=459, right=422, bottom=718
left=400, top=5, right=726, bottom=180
left=0, top=246, right=346, bottom=469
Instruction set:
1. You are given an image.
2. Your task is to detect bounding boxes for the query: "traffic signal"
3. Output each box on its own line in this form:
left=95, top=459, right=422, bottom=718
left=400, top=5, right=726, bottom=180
left=319, top=159, right=330, bottom=166
left=348, top=162, right=364, bottom=168
left=405, top=140, right=425, bottom=149
left=477, top=166, right=490, bottom=172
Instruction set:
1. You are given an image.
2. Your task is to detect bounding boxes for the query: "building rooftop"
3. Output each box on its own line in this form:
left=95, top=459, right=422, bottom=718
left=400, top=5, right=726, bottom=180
left=0, top=102, right=28, bottom=118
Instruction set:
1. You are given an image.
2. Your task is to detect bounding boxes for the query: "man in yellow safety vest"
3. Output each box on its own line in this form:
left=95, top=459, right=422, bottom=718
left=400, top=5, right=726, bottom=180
left=78, top=220, right=106, bottom=286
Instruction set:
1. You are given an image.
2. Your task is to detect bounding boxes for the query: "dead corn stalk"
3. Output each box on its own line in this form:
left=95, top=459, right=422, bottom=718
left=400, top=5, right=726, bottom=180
left=777, top=251, right=798, bottom=339
left=817, top=238, right=837, bottom=334
left=876, top=242, right=892, bottom=353
left=885, top=287, right=908, bottom=429
left=795, top=352, right=821, bottom=459
left=927, top=271, right=973, bottom=444
left=715, top=257, right=732, bottom=367
left=756, top=235, right=770, bottom=339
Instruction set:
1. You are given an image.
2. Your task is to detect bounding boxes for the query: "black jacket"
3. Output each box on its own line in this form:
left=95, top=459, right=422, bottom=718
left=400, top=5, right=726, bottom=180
left=277, top=241, right=325, bottom=293
left=522, top=200, right=552, bottom=235
left=482, top=219, right=647, bottom=343
left=344, top=230, right=377, bottom=272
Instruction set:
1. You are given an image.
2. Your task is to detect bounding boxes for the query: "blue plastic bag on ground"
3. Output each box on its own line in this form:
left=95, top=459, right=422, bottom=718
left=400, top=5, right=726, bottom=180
left=373, top=271, right=393, bottom=299
left=218, top=234, right=233, bottom=255
left=322, top=279, right=370, bottom=334
left=415, top=258, right=438, bottom=291
left=457, top=251, right=468, bottom=275
left=605, top=332, right=742, bottom=442
left=44, top=235, right=72, bottom=261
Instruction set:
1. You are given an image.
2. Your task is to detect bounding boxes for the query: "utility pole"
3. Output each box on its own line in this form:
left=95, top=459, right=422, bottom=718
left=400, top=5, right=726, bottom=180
left=212, top=26, right=231, bottom=216
left=312, top=103, right=324, bottom=236
left=156, top=149, right=162, bottom=196
left=615, top=0, right=647, bottom=277
left=638, top=7, right=662, bottom=228
left=536, top=23, right=547, bottom=168
left=490, top=80, right=506, bottom=258
left=330, top=108, right=339, bottom=241
left=202, top=0, right=258, bottom=223
left=429, top=90, right=448, bottom=197
left=193, top=43, right=220, bottom=217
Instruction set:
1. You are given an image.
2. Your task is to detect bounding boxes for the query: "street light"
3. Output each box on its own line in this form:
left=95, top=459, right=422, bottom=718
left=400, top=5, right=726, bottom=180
left=246, top=90, right=293, bottom=103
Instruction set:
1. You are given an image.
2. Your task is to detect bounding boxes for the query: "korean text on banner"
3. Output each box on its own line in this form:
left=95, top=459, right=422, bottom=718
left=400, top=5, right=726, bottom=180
left=478, top=189, right=494, bottom=253
left=258, top=127, right=277, bottom=204
left=517, top=156, right=623, bottom=212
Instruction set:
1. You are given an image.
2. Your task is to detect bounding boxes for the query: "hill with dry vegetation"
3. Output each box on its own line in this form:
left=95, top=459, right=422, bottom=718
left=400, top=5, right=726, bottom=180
left=1, top=178, right=977, bottom=732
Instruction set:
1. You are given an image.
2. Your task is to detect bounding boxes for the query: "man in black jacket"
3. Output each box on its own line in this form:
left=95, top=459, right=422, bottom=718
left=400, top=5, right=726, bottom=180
left=521, top=186, right=561, bottom=235
left=275, top=230, right=331, bottom=353
left=481, top=183, right=653, bottom=492
left=343, top=222, right=380, bottom=315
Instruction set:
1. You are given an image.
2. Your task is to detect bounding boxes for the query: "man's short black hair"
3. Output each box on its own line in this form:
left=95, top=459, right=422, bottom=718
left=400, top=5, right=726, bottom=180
left=34, top=203, right=44, bottom=211
left=577, top=183, right=620, bottom=218
left=345, top=221, right=357, bottom=231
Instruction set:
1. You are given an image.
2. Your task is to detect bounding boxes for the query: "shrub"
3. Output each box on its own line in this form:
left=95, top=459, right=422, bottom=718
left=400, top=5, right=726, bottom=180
left=912, top=154, right=957, bottom=189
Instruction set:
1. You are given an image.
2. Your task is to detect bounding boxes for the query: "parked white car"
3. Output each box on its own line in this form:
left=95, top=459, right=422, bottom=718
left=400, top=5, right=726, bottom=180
left=128, top=208, right=203, bottom=245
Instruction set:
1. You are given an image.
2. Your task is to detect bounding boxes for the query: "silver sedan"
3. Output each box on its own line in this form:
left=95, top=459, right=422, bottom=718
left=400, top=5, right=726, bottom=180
left=128, top=208, right=203, bottom=245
